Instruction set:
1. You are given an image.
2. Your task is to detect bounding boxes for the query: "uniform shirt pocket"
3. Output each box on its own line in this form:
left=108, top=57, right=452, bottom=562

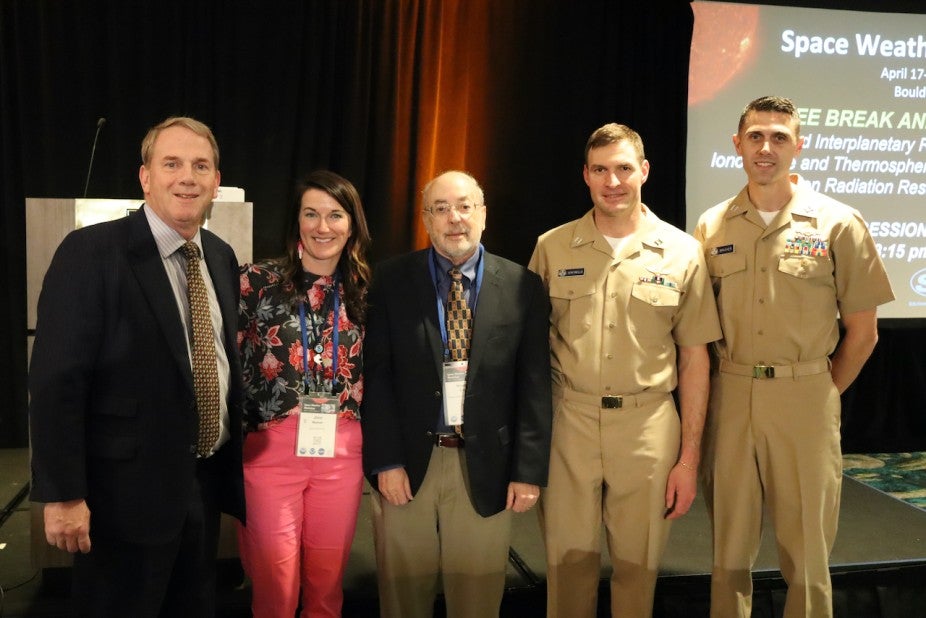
left=630, top=282, right=681, bottom=307
left=777, top=254, right=834, bottom=280
left=707, top=251, right=747, bottom=278
left=548, top=277, right=597, bottom=340
left=629, top=281, right=681, bottom=342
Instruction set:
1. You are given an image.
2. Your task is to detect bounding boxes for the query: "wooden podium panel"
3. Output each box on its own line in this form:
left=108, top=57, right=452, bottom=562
left=26, top=198, right=252, bottom=329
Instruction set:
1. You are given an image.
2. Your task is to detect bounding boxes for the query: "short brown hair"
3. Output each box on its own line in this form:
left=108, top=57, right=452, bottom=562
left=584, top=123, right=645, bottom=164
left=140, top=116, right=220, bottom=168
left=738, top=96, right=800, bottom=136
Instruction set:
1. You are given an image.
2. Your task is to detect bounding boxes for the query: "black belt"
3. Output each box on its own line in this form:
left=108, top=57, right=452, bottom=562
left=428, top=432, right=464, bottom=448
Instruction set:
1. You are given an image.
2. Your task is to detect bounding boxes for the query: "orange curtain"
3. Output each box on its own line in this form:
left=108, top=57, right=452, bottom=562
left=377, top=0, right=490, bottom=250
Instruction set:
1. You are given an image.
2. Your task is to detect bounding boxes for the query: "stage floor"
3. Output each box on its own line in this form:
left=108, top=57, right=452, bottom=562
left=2, top=448, right=926, bottom=617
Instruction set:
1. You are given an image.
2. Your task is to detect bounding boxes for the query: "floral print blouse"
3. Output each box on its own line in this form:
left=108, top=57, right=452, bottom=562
left=238, top=262, right=363, bottom=431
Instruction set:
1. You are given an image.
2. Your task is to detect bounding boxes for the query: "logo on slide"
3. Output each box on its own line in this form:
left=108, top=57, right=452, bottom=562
left=911, top=268, right=926, bottom=297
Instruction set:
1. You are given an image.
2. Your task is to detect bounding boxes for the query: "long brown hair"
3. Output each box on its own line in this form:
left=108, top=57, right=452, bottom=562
left=279, top=170, right=372, bottom=324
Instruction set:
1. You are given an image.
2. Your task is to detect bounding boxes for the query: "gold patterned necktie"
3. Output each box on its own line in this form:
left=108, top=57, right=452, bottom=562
left=446, top=268, right=472, bottom=361
left=180, top=241, right=220, bottom=457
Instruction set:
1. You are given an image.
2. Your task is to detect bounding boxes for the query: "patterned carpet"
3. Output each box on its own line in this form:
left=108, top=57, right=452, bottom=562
left=843, top=452, right=926, bottom=510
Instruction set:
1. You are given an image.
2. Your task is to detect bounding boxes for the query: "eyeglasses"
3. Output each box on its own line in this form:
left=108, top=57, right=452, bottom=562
left=423, top=203, right=482, bottom=218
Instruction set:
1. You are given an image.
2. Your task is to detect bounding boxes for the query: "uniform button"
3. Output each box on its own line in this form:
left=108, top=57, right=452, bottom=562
left=650, top=295, right=660, bottom=304
left=604, top=386, right=612, bottom=391
left=568, top=290, right=574, bottom=296
left=434, top=391, right=441, bottom=398
left=758, top=298, right=765, bottom=304
left=608, top=322, right=615, bottom=329
left=610, top=292, right=617, bottom=298
left=760, top=266, right=767, bottom=273
left=610, top=264, right=618, bottom=271
left=757, top=330, right=764, bottom=335
left=606, top=353, right=613, bottom=359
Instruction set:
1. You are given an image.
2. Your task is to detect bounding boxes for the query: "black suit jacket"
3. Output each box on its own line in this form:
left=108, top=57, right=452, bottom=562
left=29, top=206, right=245, bottom=544
left=361, top=249, right=552, bottom=517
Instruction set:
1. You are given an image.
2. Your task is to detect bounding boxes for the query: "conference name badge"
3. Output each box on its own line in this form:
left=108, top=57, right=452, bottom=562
left=442, top=360, right=467, bottom=426
left=296, top=393, right=338, bottom=458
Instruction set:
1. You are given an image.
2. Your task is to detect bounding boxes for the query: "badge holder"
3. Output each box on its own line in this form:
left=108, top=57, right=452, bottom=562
left=297, top=393, right=339, bottom=458
left=296, top=281, right=341, bottom=458
left=442, top=360, right=467, bottom=427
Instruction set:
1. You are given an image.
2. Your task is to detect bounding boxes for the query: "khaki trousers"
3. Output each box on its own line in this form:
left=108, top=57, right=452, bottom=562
left=371, top=445, right=512, bottom=618
left=541, top=390, right=678, bottom=618
left=701, top=370, right=841, bottom=618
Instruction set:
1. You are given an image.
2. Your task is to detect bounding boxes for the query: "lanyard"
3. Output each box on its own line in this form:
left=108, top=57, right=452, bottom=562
left=298, top=274, right=340, bottom=394
left=428, top=247, right=484, bottom=357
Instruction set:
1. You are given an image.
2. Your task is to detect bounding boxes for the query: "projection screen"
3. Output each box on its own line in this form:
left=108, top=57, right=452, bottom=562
left=687, top=1, right=926, bottom=319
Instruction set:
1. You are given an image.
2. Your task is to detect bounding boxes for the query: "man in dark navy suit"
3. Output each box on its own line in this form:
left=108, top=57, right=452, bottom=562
left=29, top=116, right=245, bottom=617
left=362, top=170, right=552, bottom=617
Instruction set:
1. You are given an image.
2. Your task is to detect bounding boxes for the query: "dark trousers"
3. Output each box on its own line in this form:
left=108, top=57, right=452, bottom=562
left=71, top=458, right=223, bottom=618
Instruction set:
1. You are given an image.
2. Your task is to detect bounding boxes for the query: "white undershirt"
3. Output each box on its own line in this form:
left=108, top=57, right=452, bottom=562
left=758, top=209, right=780, bottom=225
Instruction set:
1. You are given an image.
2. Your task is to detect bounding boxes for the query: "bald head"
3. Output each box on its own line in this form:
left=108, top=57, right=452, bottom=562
left=421, top=171, right=487, bottom=265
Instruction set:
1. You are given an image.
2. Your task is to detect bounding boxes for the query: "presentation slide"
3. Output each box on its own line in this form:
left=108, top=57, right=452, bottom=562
left=687, top=1, right=926, bottom=319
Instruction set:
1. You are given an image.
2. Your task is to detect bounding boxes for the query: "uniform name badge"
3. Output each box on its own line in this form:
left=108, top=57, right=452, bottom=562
left=296, top=393, right=339, bottom=458
left=442, top=360, right=467, bottom=426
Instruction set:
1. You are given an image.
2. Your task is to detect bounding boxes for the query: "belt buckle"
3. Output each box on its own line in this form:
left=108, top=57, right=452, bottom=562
left=601, top=395, right=623, bottom=409
left=752, top=365, right=775, bottom=379
left=431, top=433, right=462, bottom=448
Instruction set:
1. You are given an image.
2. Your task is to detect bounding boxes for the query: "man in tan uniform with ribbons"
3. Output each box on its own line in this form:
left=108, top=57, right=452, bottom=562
left=694, top=96, right=894, bottom=618
left=530, top=123, right=721, bottom=617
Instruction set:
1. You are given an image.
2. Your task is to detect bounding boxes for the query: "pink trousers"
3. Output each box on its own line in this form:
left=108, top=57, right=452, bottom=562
left=238, top=415, right=363, bottom=618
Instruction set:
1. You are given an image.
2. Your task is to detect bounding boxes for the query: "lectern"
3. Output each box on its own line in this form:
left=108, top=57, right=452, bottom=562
left=26, top=197, right=252, bottom=568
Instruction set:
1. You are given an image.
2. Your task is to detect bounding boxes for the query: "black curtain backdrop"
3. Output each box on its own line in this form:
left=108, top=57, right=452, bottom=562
left=1, top=0, right=923, bottom=452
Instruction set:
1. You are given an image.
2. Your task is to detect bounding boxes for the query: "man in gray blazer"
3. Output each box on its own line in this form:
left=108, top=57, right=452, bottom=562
left=362, top=170, right=552, bottom=617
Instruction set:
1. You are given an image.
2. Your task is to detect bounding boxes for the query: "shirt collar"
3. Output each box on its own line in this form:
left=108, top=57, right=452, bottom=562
left=432, top=244, right=483, bottom=283
left=573, top=206, right=665, bottom=253
left=143, top=204, right=203, bottom=259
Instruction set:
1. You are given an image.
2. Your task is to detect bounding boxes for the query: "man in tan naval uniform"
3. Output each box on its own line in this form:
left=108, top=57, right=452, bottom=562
left=694, top=96, right=894, bottom=618
left=529, top=123, right=721, bottom=618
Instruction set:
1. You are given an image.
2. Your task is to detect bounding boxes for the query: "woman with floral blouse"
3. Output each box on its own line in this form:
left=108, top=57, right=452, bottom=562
left=237, top=170, right=371, bottom=617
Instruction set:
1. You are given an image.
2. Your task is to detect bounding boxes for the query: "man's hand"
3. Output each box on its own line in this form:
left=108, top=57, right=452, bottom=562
left=664, top=462, right=697, bottom=520
left=44, top=499, right=91, bottom=553
left=377, top=468, right=413, bottom=506
left=506, top=482, right=540, bottom=513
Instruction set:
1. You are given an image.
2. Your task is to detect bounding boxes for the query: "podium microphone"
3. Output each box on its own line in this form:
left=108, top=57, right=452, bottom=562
left=82, top=117, right=106, bottom=198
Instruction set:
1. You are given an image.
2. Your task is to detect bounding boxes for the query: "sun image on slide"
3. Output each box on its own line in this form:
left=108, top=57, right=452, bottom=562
left=689, top=4, right=760, bottom=106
